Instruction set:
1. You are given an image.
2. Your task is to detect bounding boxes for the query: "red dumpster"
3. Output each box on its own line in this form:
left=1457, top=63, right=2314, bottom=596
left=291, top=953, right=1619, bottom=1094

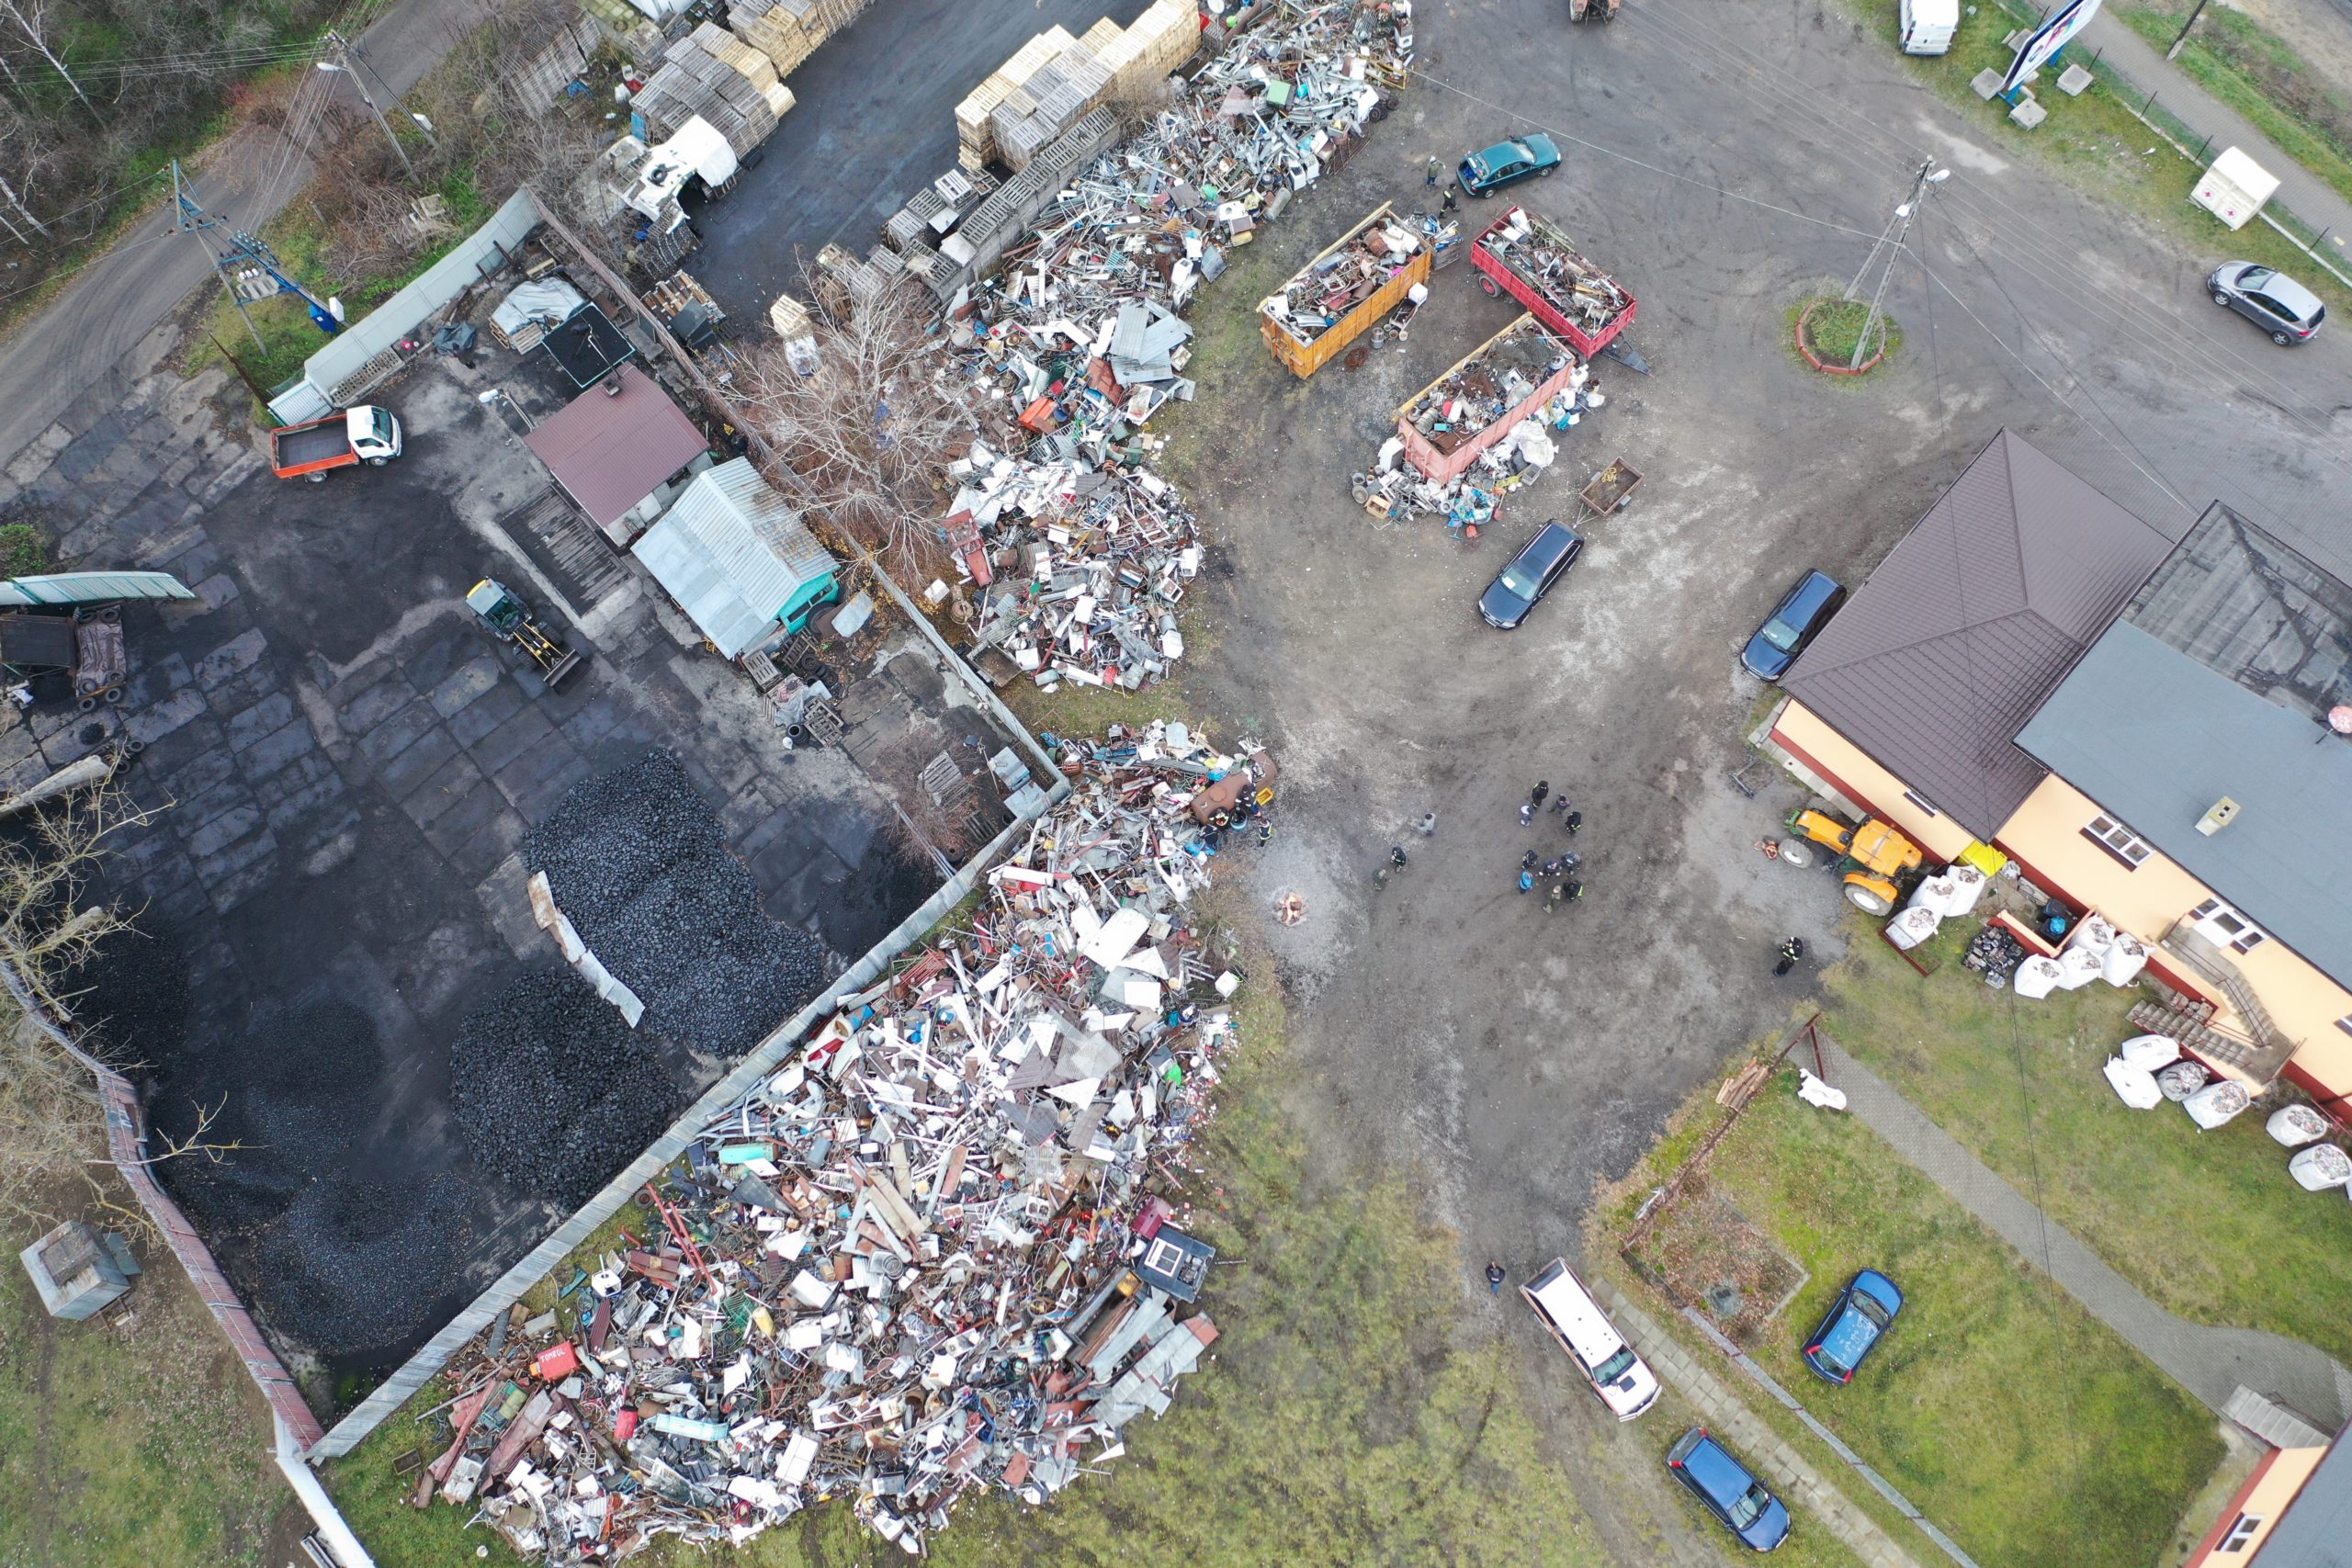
left=1470, top=206, right=1635, bottom=358
left=1393, top=314, right=1585, bottom=484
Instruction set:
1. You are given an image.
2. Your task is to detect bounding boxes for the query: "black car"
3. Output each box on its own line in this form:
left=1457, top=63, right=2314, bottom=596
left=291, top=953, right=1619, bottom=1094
left=1666, top=1427, right=1792, bottom=1552
left=2208, top=261, right=2324, bottom=345
left=1739, top=570, right=1845, bottom=680
left=1479, top=521, right=1584, bottom=629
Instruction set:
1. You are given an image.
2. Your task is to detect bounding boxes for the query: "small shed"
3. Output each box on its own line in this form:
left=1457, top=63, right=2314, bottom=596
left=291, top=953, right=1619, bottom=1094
left=632, top=458, right=842, bottom=657
left=20, top=1218, right=140, bottom=1321
left=524, top=365, right=709, bottom=536
left=2193, top=147, right=2280, bottom=231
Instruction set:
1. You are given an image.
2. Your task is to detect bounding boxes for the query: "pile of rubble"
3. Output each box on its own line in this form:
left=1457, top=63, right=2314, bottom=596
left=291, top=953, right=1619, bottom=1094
left=946, top=440, right=1201, bottom=695
left=413, top=726, right=1277, bottom=1561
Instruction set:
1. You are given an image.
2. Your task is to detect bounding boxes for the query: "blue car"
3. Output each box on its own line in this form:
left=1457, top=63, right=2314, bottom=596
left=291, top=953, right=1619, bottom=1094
left=1739, top=569, right=1845, bottom=681
left=1803, top=1269, right=1905, bottom=1384
left=1667, top=1427, right=1792, bottom=1551
left=1458, top=132, right=1561, bottom=197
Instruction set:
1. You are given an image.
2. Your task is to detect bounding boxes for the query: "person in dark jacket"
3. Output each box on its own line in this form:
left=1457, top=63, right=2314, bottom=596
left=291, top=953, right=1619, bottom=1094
left=1774, top=935, right=1806, bottom=976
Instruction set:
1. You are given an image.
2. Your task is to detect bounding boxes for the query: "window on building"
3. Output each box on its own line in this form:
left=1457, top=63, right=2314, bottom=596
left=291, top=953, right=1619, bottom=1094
left=2218, top=1511, right=2265, bottom=1551
left=2083, top=813, right=2154, bottom=867
left=1902, top=790, right=1940, bottom=818
left=2191, top=897, right=2268, bottom=954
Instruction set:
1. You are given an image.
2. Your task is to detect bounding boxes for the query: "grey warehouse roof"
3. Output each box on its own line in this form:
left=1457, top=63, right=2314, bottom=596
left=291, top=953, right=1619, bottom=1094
left=632, top=458, right=839, bottom=660
left=2016, top=619, right=2352, bottom=990
left=2238, top=1429, right=2352, bottom=1568
left=1781, top=430, right=2177, bottom=838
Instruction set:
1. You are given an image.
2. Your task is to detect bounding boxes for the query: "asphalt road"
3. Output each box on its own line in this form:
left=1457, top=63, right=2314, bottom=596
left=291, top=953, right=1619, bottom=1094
left=0, top=0, right=503, bottom=470
left=1150, top=0, right=2352, bottom=1555
left=683, top=0, right=1153, bottom=322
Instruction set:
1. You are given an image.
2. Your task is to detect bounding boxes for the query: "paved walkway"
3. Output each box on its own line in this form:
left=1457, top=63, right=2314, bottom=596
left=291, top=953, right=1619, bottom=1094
left=1823, top=1038, right=2352, bottom=1431
left=2077, top=10, right=2352, bottom=253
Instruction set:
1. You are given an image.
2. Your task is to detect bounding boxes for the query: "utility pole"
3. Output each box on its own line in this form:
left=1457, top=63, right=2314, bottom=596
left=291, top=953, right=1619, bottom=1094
left=2166, top=0, right=2213, bottom=60
left=1841, top=157, right=1946, bottom=370
left=173, top=162, right=266, bottom=353
left=319, top=30, right=416, bottom=182
left=171, top=161, right=342, bottom=352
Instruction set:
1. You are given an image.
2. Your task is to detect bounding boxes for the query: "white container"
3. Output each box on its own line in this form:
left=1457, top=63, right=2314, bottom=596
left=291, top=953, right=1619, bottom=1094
left=2013, top=956, right=2064, bottom=998
left=2119, top=1033, right=2181, bottom=1072
left=2184, top=1079, right=2252, bottom=1130
left=2193, top=146, right=2281, bottom=231
left=2267, top=1105, right=2331, bottom=1147
left=2102, top=1056, right=2162, bottom=1111
left=1900, top=0, right=1959, bottom=55
left=1885, top=905, right=1941, bottom=951
left=2289, top=1145, right=2352, bottom=1191
left=1907, top=876, right=1960, bottom=917
left=2101, top=935, right=2148, bottom=986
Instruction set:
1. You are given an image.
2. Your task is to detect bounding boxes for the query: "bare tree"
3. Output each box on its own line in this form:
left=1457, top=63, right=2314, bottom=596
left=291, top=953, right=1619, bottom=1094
left=735, top=283, right=975, bottom=582
left=0, top=0, right=93, bottom=118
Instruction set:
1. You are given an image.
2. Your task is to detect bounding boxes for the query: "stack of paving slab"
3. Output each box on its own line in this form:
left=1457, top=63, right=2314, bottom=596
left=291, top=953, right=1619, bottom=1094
left=413, top=726, right=1260, bottom=1562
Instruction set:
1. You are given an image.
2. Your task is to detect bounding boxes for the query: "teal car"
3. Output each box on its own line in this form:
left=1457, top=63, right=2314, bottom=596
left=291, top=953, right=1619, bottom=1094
left=1458, top=133, right=1560, bottom=197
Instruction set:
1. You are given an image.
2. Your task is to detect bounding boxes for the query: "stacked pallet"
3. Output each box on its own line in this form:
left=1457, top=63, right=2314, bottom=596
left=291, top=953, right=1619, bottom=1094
left=955, top=26, right=1077, bottom=171
left=1091, top=0, right=1199, bottom=100
left=993, top=44, right=1115, bottom=171
left=632, top=26, right=786, bottom=155
left=730, top=0, right=872, bottom=80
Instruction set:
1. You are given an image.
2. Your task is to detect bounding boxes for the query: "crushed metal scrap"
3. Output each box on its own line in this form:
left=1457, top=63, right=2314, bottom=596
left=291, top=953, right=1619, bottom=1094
left=923, top=1, right=1417, bottom=692
left=409, top=724, right=1280, bottom=1561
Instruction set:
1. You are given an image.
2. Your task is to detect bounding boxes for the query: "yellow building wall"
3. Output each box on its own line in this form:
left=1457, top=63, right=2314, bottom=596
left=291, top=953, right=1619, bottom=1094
left=1769, top=701, right=1978, bottom=863
left=2187, top=1443, right=2327, bottom=1565
left=1997, top=775, right=2352, bottom=1094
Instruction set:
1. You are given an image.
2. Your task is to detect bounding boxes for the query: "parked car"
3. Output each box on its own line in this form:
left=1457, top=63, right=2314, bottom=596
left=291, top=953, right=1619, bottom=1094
left=1739, top=570, right=1846, bottom=680
left=1802, top=1269, right=1905, bottom=1384
left=1667, top=1427, right=1792, bottom=1551
left=1458, top=132, right=1561, bottom=197
left=1521, top=1258, right=1661, bottom=1420
left=2208, top=261, right=2325, bottom=344
left=1478, top=520, right=1584, bottom=629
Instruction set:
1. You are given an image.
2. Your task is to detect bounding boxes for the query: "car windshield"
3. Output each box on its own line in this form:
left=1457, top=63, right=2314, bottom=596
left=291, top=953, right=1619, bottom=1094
left=1727, top=1484, right=1770, bottom=1529
left=1759, top=615, right=1804, bottom=652
left=1592, top=1348, right=1638, bottom=1384
left=1853, top=1292, right=1892, bottom=1328
left=371, top=409, right=396, bottom=445
left=1508, top=139, right=1535, bottom=162
left=2240, top=265, right=2276, bottom=289
left=1812, top=1344, right=1850, bottom=1376
left=1498, top=564, right=1543, bottom=600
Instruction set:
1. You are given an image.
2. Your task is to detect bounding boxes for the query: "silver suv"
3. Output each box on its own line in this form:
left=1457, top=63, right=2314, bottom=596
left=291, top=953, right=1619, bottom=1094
left=2209, top=262, right=2325, bottom=345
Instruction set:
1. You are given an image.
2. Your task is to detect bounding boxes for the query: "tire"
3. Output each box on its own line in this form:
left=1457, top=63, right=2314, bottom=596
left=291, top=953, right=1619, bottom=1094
left=367, top=456, right=388, bottom=467
left=76, top=696, right=95, bottom=713
left=1479, top=275, right=1500, bottom=298
left=1843, top=881, right=1894, bottom=916
left=2271, top=330, right=2292, bottom=345
left=103, top=687, right=121, bottom=704
left=1537, top=164, right=1555, bottom=178
left=2212, top=290, right=2233, bottom=307
left=98, top=607, right=119, bottom=624
left=308, top=472, right=327, bottom=483
left=1779, top=840, right=1815, bottom=868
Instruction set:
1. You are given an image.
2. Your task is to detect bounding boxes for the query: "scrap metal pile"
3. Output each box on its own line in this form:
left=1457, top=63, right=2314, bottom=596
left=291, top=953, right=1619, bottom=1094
left=1479, top=208, right=1632, bottom=338
left=1260, top=209, right=1425, bottom=348
left=1358, top=325, right=1604, bottom=526
left=421, top=726, right=1272, bottom=1561
left=929, top=2, right=1416, bottom=688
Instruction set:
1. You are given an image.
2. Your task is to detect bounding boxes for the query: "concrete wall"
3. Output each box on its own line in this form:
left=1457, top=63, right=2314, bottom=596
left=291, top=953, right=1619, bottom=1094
left=1766, top=701, right=1980, bottom=864
left=1996, top=774, right=2352, bottom=1092
left=308, top=773, right=1067, bottom=1459
left=268, top=188, right=545, bottom=424
left=2182, top=1441, right=2327, bottom=1566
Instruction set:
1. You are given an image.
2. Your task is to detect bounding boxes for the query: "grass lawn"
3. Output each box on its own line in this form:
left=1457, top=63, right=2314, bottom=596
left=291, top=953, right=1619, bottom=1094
left=1619, top=1070, right=2222, bottom=1568
left=2123, top=2, right=2352, bottom=211
left=1794, top=298, right=1902, bottom=368
left=1824, top=924, right=2352, bottom=1370
left=327, top=892, right=1618, bottom=1568
left=0, top=1180, right=298, bottom=1568
left=1829, top=0, right=2352, bottom=309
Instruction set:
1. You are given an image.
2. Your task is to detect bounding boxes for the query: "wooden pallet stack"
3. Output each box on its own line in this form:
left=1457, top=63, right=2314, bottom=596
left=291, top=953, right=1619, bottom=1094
left=632, top=25, right=785, bottom=155
left=1095, top=0, right=1200, bottom=100
left=729, top=0, right=870, bottom=82
left=955, top=26, right=1077, bottom=172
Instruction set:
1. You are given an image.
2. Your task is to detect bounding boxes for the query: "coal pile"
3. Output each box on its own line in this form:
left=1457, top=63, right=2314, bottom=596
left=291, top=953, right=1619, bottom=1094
left=270, top=999, right=384, bottom=1099
left=522, top=750, right=829, bottom=1057
left=450, top=964, right=682, bottom=1209
left=257, top=1170, right=478, bottom=1356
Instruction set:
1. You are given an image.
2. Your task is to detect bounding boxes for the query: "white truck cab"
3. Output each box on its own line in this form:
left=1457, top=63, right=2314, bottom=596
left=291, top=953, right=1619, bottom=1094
left=349, top=405, right=402, bottom=462
left=1900, top=0, right=1959, bottom=55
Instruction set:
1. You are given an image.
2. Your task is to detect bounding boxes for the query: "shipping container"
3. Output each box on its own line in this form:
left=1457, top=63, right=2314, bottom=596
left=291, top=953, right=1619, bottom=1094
left=1260, top=201, right=1434, bottom=378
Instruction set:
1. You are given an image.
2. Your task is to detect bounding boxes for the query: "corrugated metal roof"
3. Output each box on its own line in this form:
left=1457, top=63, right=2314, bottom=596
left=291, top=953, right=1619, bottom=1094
left=2017, top=631, right=2352, bottom=993
left=1780, top=430, right=2177, bottom=838
left=631, top=457, right=839, bottom=659
left=524, top=366, right=707, bottom=526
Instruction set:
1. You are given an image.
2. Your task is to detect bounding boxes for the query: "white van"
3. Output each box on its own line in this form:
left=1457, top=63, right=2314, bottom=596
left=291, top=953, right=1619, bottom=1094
left=1521, top=1258, right=1660, bottom=1420
left=1900, top=0, right=1958, bottom=55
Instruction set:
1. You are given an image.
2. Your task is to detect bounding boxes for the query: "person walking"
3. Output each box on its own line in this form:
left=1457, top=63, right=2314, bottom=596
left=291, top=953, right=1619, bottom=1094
left=1563, top=809, right=1583, bottom=836
left=1486, top=1261, right=1507, bottom=1294
left=1542, top=856, right=1565, bottom=877
left=1518, top=868, right=1536, bottom=894
left=1418, top=811, right=1438, bottom=836
left=1441, top=185, right=1459, bottom=214
left=1774, top=935, right=1806, bottom=976
left=1427, top=154, right=1442, bottom=187
left=1389, top=845, right=1409, bottom=869
left=1530, top=781, right=1550, bottom=811
left=1520, top=801, right=1535, bottom=826
left=1544, top=879, right=1567, bottom=912
left=1521, top=850, right=1539, bottom=872
left=1551, top=793, right=1572, bottom=816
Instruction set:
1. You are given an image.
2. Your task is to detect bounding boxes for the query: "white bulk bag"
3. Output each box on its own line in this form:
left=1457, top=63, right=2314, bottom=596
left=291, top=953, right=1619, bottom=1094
left=1884, top=905, right=1941, bottom=951
left=2101, top=1056, right=2162, bottom=1110
left=2157, top=1060, right=2211, bottom=1100
left=1907, top=876, right=1960, bottom=917
left=2101, top=935, right=2149, bottom=986
left=2184, top=1079, right=2252, bottom=1129
left=2013, top=956, right=2064, bottom=998
left=2054, top=945, right=2105, bottom=990
left=2119, top=1033, right=2181, bottom=1072
left=2267, top=1105, right=2331, bottom=1147
left=1942, top=863, right=1988, bottom=916
left=2289, top=1144, right=2352, bottom=1190
left=2071, top=915, right=2118, bottom=958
